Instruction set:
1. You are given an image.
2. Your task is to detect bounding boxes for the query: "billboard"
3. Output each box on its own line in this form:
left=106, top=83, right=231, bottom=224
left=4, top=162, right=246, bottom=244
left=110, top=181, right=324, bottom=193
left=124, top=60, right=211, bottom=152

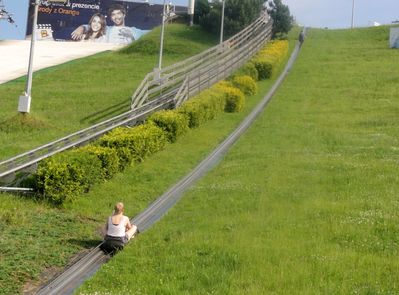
left=26, top=0, right=179, bottom=44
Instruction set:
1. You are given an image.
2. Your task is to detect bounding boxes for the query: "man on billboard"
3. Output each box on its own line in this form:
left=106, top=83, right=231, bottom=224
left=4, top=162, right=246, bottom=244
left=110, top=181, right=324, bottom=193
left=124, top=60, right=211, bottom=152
left=71, top=3, right=148, bottom=44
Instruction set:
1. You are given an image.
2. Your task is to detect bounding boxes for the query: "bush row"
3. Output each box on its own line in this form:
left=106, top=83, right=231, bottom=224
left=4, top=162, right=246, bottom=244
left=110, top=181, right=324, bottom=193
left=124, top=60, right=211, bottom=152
left=35, top=123, right=167, bottom=205
left=33, top=41, right=290, bottom=205
left=33, top=77, right=249, bottom=205
left=249, top=40, right=289, bottom=80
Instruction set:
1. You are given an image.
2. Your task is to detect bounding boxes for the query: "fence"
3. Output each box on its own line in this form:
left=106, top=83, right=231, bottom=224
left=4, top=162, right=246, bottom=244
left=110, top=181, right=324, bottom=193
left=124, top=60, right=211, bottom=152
left=131, top=12, right=272, bottom=109
left=0, top=13, right=272, bottom=181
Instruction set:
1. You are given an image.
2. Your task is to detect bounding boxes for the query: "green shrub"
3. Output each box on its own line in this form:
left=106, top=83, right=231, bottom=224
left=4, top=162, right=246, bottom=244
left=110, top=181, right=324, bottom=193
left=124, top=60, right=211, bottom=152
left=231, top=75, right=258, bottom=96
left=178, top=89, right=225, bottom=128
left=148, top=110, right=189, bottom=143
left=178, top=100, right=205, bottom=128
left=35, top=150, right=103, bottom=205
left=214, top=82, right=246, bottom=113
left=253, top=40, right=288, bottom=79
left=222, top=87, right=245, bottom=113
left=99, top=124, right=167, bottom=164
left=80, top=145, right=120, bottom=179
left=252, top=58, right=273, bottom=80
left=126, top=123, right=167, bottom=162
left=231, top=62, right=259, bottom=81
left=98, top=128, right=133, bottom=171
left=202, top=90, right=226, bottom=120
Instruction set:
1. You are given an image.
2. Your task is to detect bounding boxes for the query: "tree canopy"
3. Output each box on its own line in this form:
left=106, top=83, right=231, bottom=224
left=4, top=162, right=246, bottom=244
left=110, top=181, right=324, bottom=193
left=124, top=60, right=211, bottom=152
left=195, top=0, right=266, bottom=38
left=267, top=0, right=294, bottom=38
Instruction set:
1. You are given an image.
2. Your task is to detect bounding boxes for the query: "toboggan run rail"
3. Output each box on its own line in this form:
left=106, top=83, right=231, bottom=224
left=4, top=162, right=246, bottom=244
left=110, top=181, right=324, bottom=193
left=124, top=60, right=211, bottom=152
left=36, top=29, right=306, bottom=295
left=0, top=12, right=272, bottom=183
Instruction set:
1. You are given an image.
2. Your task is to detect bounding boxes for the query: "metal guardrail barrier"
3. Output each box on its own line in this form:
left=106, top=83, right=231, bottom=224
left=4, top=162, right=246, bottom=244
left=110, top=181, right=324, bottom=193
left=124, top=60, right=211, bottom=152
left=0, top=97, right=174, bottom=179
left=0, top=187, right=34, bottom=193
left=0, top=13, right=272, bottom=181
left=131, top=13, right=272, bottom=109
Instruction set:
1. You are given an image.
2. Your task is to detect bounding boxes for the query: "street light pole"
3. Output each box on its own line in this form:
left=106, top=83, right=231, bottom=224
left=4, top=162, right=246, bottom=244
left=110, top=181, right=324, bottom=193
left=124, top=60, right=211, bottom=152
left=18, top=0, right=39, bottom=113
left=351, top=0, right=355, bottom=29
left=158, top=0, right=167, bottom=72
left=188, top=0, right=195, bottom=26
left=219, top=0, right=225, bottom=44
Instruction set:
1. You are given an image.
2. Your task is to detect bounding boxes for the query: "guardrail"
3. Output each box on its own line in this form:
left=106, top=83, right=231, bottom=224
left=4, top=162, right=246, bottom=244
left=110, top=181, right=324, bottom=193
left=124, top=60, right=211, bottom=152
left=0, top=97, right=174, bottom=179
left=131, top=12, right=272, bottom=109
left=0, top=187, right=34, bottom=193
left=0, top=13, right=272, bottom=181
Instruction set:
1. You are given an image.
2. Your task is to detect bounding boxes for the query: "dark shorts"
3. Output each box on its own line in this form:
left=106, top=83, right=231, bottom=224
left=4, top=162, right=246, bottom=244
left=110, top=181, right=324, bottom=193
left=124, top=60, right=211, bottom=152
left=105, top=234, right=128, bottom=244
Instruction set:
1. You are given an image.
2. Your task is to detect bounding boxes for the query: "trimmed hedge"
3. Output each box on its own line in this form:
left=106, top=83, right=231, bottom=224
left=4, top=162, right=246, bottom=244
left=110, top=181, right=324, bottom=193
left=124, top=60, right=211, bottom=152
left=215, top=82, right=246, bottom=113
left=222, top=87, right=245, bottom=113
left=97, top=127, right=133, bottom=171
left=232, top=75, right=257, bottom=96
left=98, top=123, right=167, bottom=164
left=35, top=150, right=104, bottom=205
left=251, top=40, right=289, bottom=80
left=258, top=40, right=289, bottom=66
left=148, top=110, right=189, bottom=143
left=231, top=62, right=259, bottom=81
left=178, top=88, right=226, bottom=128
left=252, top=58, right=273, bottom=80
left=80, top=145, right=120, bottom=179
left=31, top=39, right=288, bottom=206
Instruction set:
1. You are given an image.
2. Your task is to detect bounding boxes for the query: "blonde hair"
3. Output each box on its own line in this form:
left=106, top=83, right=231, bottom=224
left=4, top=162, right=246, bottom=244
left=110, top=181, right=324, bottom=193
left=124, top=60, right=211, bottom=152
left=114, top=202, right=124, bottom=214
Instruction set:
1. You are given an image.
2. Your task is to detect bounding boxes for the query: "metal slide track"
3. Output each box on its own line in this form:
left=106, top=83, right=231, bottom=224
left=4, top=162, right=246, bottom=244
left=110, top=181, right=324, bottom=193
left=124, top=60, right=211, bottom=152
left=0, top=14, right=271, bottom=183
left=36, top=32, right=305, bottom=295
left=0, top=97, right=174, bottom=181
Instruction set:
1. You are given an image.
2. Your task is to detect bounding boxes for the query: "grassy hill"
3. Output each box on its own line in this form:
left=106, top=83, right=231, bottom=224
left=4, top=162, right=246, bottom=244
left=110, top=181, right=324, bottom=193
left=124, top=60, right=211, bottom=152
left=0, top=24, right=217, bottom=161
left=0, top=26, right=299, bottom=294
left=76, top=26, right=399, bottom=294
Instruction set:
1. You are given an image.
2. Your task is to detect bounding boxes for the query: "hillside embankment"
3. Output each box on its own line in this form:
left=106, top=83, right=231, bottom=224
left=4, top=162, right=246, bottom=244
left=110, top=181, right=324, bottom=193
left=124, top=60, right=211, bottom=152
left=77, top=26, right=399, bottom=294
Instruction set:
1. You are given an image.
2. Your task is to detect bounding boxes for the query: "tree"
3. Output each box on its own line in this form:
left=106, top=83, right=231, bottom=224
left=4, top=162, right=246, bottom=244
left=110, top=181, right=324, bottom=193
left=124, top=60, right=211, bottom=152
left=268, top=0, right=293, bottom=38
left=0, top=6, right=15, bottom=24
left=198, top=0, right=266, bottom=38
left=194, top=0, right=211, bottom=24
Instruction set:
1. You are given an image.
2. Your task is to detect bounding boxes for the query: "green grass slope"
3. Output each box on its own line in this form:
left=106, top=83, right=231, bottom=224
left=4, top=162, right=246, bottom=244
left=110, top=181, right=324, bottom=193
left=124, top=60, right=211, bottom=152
left=0, top=24, right=217, bottom=161
left=77, top=26, right=399, bottom=294
left=0, top=28, right=298, bottom=294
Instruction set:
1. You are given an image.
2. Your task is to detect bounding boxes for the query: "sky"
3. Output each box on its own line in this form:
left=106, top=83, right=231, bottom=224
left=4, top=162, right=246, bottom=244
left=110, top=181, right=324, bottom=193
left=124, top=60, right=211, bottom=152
left=282, top=0, right=399, bottom=29
left=1, top=0, right=399, bottom=40
left=0, top=0, right=29, bottom=40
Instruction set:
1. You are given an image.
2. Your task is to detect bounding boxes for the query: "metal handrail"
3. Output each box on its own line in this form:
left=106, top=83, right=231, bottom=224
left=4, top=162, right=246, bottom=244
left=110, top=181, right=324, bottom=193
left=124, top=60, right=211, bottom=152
left=0, top=98, right=173, bottom=178
left=130, top=12, right=270, bottom=109
left=0, top=14, right=272, bottom=180
left=134, top=22, right=269, bottom=106
left=174, top=76, right=189, bottom=107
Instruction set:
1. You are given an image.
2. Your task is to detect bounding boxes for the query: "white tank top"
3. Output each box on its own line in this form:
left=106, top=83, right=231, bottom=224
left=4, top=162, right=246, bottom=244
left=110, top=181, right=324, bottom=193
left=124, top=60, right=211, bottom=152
left=107, top=215, right=127, bottom=237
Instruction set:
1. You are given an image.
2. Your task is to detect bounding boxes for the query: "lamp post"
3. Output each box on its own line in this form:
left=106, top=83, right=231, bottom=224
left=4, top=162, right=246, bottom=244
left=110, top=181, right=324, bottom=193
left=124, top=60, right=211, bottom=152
left=351, top=0, right=355, bottom=28
left=18, top=0, right=39, bottom=113
left=219, top=0, right=225, bottom=44
left=156, top=0, right=167, bottom=80
left=188, top=0, right=195, bottom=26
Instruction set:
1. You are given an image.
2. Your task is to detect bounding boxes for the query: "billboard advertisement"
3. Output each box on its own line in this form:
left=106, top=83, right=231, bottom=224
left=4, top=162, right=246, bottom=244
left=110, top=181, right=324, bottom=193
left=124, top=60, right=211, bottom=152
left=26, top=0, right=180, bottom=44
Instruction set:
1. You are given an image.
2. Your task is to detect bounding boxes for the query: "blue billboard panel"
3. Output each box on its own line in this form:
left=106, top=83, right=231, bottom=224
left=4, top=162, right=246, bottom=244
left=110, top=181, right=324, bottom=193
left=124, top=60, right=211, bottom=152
left=27, top=0, right=169, bottom=44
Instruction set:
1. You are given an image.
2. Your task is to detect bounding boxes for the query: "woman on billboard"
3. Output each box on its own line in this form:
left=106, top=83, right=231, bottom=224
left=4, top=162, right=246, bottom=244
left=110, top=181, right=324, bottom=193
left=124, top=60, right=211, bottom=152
left=82, top=13, right=107, bottom=42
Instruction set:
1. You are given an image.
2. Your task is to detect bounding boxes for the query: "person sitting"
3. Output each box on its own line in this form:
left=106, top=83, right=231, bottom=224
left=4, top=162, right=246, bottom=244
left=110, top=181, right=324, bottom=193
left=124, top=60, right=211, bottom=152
left=101, top=202, right=138, bottom=253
